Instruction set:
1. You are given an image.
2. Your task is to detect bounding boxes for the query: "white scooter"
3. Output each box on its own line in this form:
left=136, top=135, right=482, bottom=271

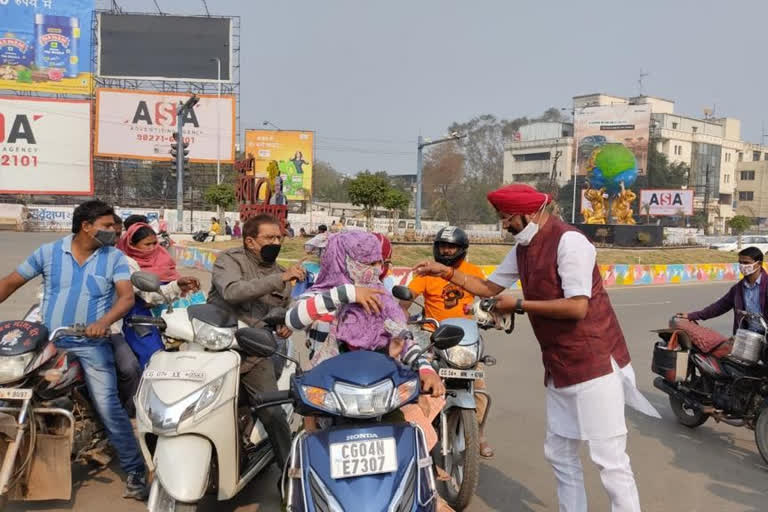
left=128, top=272, right=296, bottom=512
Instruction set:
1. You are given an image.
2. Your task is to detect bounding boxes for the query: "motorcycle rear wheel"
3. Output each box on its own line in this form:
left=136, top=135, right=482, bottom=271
left=669, top=396, right=709, bottom=428
left=433, top=408, right=480, bottom=511
left=754, top=407, right=768, bottom=465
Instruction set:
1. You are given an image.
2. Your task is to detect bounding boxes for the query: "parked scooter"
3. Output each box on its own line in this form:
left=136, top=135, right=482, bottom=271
left=235, top=322, right=465, bottom=511
left=393, top=285, right=496, bottom=511
left=652, top=311, right=768, bottom=463
left=129, top=272, right=296, bottom=512
left=0, top=321, right=108, bottom=504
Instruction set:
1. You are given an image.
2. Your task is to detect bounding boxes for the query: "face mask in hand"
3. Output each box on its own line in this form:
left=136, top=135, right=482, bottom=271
left=260, top=243, right=281, bottom=263
left=93, top=229, right=117, bottom=247
left=739, top=262, right=760, bottom=276
left=513, top=221, right=539, bottom=246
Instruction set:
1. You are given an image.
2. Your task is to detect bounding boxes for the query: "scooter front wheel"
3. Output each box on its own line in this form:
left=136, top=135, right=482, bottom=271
left=433, top=408, right=480, bottom=511
left=148, top=478, right=198, bottom=512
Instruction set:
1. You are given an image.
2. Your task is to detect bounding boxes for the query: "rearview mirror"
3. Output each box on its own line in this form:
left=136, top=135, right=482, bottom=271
left=236, top=328, right=277, bottom=358
left=431, top=324, right=464, bottom=350
left=392, top=285, right=414, bottom=302
left=262, top=307, right=287, bottom=328
left=131, top=271, right=161, bottom=293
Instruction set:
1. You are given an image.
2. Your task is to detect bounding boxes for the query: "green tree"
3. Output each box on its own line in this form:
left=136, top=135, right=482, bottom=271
left=728, top=215, right=752, bottom=247
left=636, top=142, right=690, bottom=189
left=347, top=171, right=390, bottom=229
left=204, top=183, right=236, bottom=211
left=381, top=187, right=409, bottom=232
left=313, top=160, right=349, bottom=202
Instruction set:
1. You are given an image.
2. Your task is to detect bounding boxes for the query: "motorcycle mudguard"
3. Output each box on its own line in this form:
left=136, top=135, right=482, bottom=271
left=154, top=435, right=212, bottom=503
left=445, top=388, right=476, bottom=410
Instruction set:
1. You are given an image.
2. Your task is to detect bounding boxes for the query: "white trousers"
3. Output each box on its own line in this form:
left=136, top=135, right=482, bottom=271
left=544, top=431, right=641, bottom=512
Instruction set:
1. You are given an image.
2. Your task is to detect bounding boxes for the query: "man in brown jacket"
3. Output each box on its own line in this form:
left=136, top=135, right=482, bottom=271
left=208, top=213, right=305, bottom=468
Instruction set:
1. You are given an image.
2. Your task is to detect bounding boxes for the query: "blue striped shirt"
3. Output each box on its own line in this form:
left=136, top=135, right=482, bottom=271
left=16, top=235, right=132, bottom=331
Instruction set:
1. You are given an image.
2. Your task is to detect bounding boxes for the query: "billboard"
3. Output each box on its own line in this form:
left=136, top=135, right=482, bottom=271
left=244, top=130, right=313, bottom=201
left=640, top=189, right=694, bottom=216
left=0, top=97, right=92, bottom=195
left=0, top=0, right=93, bottom=94
left=94, top=89, right=235, bottom=163
left=97, top=14, right=231, bottom=82
left=574, top=104, right=651, bottom=176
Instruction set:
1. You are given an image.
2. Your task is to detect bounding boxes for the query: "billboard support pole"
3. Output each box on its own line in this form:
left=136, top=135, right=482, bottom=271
left=175, top=106, right=184, bottom=232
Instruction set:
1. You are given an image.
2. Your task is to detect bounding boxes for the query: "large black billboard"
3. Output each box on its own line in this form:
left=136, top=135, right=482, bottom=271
left=98, top=14, right=231, bottom=81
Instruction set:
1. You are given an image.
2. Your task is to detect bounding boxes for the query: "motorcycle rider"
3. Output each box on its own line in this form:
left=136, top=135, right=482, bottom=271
left=0, top=200, right=148, bottom=500
left=413, top=184, right=660, bottom=512
left=207, top=214, right=305, bottom=468
left=677, top=246, right=767, bottom=333
left=407, top=226, right=494, bottom=458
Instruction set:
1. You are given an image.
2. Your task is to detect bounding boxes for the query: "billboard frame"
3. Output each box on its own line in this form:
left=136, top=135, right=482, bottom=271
left=95, top=12, right=233, bottom=83
left=0, top=96, right=94, bottom=196
left=94, top=88, right=236, bottom=163
left=244, top=128, right=315, bottom=201
left=639, top=189, right=694, bottom=217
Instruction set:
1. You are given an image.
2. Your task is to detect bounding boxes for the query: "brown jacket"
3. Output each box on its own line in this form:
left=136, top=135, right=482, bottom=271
left=207, top=246, right=292, bottom=327
left=517, top=217, right=630, bottom=388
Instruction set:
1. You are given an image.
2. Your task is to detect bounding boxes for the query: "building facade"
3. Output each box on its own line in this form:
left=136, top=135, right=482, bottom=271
left=502, top=122, right=573, bottom=187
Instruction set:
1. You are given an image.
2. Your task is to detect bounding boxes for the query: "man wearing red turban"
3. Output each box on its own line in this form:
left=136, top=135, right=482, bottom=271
left=413, top=183, right=659, bottom=512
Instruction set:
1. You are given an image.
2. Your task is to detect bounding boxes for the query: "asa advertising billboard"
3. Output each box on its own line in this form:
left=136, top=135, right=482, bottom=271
left=94, top=89, right=235, bottom=163
left=97, top=14, right=231, bottom=82
left=0, top=97, right=92, bottom=195
left=640, top=189, right=694, bottom=216
left=244, top=129, right=313, bottom=201
left=0, top=0, right=93, bottom=94
left=574, top=104, right=651, bottom=177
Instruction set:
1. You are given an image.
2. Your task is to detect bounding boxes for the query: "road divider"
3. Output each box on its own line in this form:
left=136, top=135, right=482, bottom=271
left=172, top=244, right=742, bottom=288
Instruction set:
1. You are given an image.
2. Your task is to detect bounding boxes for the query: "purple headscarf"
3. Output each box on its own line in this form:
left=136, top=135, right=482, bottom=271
left=310, top=231, right=407, bottom=350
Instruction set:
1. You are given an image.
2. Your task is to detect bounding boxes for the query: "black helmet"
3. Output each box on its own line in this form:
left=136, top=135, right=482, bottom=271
left=433, top=226, right=469, bottom=267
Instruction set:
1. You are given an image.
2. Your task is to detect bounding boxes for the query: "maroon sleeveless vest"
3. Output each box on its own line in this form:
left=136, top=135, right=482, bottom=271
left=516, top=216, right=631, bottom=387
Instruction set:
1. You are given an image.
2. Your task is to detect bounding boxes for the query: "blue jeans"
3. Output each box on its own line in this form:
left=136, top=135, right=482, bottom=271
left=56, top=337, right=144, bottom=475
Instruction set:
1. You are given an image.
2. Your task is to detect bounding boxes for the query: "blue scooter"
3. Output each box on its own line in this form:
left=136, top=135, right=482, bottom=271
left=236, top=323, right=465, bottom=512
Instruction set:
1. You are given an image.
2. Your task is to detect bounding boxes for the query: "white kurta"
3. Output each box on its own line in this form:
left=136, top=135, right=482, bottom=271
left=489, top=232, right=660, bottom=441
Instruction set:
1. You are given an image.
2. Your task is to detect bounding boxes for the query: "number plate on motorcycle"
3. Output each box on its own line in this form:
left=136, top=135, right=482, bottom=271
left=438, top=368, right=484, bottom=380
left=0, top=388, right=32, bottom=400
left=330, top=437, right=397, bottom=479
left=143, top=370, right=206, bottom=381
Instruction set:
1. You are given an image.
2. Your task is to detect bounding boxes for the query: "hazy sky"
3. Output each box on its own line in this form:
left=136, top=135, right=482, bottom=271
left=106, top=0, right=768, bottom=175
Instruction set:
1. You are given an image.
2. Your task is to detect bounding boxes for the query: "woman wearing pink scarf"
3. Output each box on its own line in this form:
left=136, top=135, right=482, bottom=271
left=117, top=223, right=199, bottom=367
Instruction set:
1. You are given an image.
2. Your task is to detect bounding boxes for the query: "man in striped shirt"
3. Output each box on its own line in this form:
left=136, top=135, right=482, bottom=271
left=0, top=200, right=147, bottom=500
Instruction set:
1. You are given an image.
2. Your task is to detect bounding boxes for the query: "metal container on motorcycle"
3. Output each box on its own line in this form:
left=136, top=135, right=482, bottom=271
left=730, top=328, right=764, bottom=365
left=284, top=350, right=437, bottom=512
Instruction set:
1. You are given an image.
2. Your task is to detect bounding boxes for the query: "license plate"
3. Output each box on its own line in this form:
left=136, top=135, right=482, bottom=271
left=330, top=437, right=397, bottom=479
left=0, top=388, right=33, bottom=400
left=439, top=368, right=484, bottom=380
left=143, top=370, right=206, bottom=381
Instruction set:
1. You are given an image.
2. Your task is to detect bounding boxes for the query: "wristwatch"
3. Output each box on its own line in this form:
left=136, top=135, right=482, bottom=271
left=514, top=298, right=525, bottom=315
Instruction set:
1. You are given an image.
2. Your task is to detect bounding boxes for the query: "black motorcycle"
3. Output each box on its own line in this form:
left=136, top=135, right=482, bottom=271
left=652, top=311, right=768, bottom=463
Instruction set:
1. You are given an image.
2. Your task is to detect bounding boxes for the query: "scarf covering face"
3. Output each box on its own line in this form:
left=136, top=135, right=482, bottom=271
left=310, top=231, right=407, bottom=350
left=487, top=184, right=551, bottom=215
left=117, top=222, right=181, bottom=283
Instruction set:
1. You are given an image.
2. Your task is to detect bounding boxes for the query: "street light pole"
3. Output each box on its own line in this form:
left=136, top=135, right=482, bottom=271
left=210, top=58, right=222, bottom=220
left=415, top=132, right=467, bottom=230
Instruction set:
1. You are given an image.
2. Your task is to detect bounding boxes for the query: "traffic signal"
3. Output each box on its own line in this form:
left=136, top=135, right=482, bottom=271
left=170, top=138, right=190, bottom=178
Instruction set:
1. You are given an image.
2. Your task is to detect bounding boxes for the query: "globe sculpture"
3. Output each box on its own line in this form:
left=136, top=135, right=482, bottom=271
left=582, top=143, right=638, bottom=225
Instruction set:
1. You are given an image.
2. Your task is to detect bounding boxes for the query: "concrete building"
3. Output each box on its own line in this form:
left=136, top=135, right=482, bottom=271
left=502, top=122, right=574, bottom=187
left=735, top=158, right=768, bottom=221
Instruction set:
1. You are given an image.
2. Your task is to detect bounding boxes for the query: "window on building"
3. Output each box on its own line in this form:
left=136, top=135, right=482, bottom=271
left=724, top=174, right=730, bottom=183
left=754, top=151, right=762, bottom=161
left=671, top=122, right=678, bottom=129
left=692, top=126, right=698, bottom=133
left=739, top=152, right=744, bottom=162
left=740, top=170, right=756, bottom=180
left=764, top=152, right=768, bottom=160
left=513, top=152, right=551, bottom=162
left=739, top=191, right=754, bottom=201
left=725, top=153, right=731, bottom=162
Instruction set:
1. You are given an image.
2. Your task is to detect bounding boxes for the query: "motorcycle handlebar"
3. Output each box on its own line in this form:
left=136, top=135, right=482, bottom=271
left=126, top=315, right=168, bottom=329
left=250, top=390, right=292, bottom=407
left=49, top=325, right=87, bottom=340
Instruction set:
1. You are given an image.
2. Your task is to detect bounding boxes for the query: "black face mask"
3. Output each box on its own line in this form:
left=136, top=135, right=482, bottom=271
left=260, top=243, right=281, bottom=263
left=93, top=229, right=117, bottom=247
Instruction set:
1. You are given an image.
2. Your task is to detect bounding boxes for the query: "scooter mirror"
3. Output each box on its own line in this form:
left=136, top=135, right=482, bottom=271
left=392, top=285, right=414, bottom=302
left=431, top=324, right=464, bottom=350
left=131, top=271, right=161, bottom=293
left=262, top=307, right=288, bottom=328
left=236, top=328, right=278, bottom=357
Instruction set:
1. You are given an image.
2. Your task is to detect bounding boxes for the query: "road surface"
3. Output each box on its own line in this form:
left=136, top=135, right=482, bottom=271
left=1, top=232, right=766, bottom=511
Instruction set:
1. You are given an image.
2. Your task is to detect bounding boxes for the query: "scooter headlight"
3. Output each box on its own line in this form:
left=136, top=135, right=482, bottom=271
left=440, top=341, right=481, bottom=370
left=390, top=378, right=419, bottom=409
left=138, top=375, right=226, bottom=433
left=0, top=353, right=35, bottom=384
left=334, top=379, right=394, bottom=418
left=192, top=319, right=235, bottom=350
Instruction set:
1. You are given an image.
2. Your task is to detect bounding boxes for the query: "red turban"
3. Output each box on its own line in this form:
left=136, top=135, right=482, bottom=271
left=487, top=184, right=551, bottom=215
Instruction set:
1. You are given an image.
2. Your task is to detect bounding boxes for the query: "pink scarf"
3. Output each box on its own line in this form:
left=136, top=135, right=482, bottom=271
left=117, top=222, right=180, bottom=282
